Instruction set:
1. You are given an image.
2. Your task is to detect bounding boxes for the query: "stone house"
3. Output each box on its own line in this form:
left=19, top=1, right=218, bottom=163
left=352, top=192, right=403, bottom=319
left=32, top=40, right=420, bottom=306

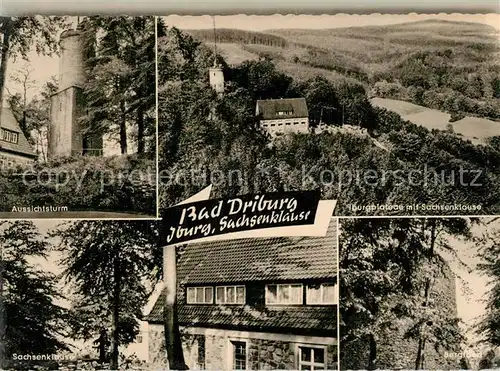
left=256, top=98, right=310, bottom=137
left=0, top=107, right=36, bottom=169
left=145, top=218, right=338, bottom=370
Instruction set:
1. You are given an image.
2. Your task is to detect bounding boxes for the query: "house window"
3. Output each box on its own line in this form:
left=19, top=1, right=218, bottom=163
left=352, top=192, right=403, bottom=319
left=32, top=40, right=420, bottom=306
left=231, top=341, right=247, bottom=370
left=307, top=283, right=337, bottom=305
left=216, top=285, right=245, bottom=304
left=135, top=334, right=143, bottom=343
left=278, top=123, right=283, bottom=126
left=298, top=346, right=326, bottom=370
left=266, top=284, right=303, bottom=305
left=301, top=121, right=306, bottom=125
left=197, top=337, right=206, bottom=369
left=186, top=286, right=213, bottom=304
left=1, top=129, right=18, bottom=144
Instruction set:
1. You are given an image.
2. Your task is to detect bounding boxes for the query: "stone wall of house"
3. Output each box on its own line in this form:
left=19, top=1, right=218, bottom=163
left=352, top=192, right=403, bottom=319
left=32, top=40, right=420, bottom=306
left=148, top=324, right=337, bottom=370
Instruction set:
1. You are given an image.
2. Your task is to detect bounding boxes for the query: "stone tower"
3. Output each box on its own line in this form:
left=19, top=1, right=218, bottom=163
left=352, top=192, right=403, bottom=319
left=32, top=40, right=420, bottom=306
left=209, top=65, right=224, bottom=95
left=341, top=259, right=460, bottom=370
left=209, top=16, right=224, bottom=95
left=49, top=23, right=103, bottom=159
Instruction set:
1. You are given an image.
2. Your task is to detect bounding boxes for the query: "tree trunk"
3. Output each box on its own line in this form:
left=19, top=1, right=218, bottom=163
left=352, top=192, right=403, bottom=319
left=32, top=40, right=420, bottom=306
left=163, top=245, right=188, bottom=370
left=119, top=100, right=128, bottom=154
left=367, top=333, right=377, bottom=370
left=0, top=17, right=13, bottom=117
left=137, top=107, right=145, bottom=153
left=110, top=256, right=121, bottom=370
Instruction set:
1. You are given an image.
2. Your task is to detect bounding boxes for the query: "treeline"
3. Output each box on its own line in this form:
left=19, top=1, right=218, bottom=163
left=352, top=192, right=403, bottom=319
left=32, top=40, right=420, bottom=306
left=187, top=27, right=370, bottom=83
left=186, top=28, right=288, bottom=48
left=80, top=16, right=156, bottom=155
left=0, top=155, right=156, bottom=215
left=5, top=16, right=156, bottom=158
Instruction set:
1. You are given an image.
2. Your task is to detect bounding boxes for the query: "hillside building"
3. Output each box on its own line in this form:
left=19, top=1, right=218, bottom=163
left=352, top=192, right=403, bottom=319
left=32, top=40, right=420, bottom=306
left=49, top=24, right=103, bottom=158
left=256, top=98, right=310, bottom=136
left=145, top=218, right=338, bottom=370
left=0, top=107, right=37, bottom=169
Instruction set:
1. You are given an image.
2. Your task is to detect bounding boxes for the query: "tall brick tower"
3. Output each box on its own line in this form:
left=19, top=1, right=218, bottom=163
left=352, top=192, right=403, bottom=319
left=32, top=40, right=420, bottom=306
left=49, top=22, right=103, bottom=158
left=209, top=16, right=224, bottom=95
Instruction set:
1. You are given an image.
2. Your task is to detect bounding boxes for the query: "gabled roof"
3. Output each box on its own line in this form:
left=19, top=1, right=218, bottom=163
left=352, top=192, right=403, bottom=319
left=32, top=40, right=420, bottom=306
left=0, top=107, right=36, bottom=158
left=256, top=98, right=309, bottom=120
left=177, top=217, right=337, bottom=285
left=145, top=218, right=337, bottom=332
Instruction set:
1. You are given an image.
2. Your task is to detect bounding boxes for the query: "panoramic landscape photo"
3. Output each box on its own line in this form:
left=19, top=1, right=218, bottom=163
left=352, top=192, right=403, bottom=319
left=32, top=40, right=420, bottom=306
left=0, top=16, right=156, bottom=218
left=158, top=13, right=500, bottom=215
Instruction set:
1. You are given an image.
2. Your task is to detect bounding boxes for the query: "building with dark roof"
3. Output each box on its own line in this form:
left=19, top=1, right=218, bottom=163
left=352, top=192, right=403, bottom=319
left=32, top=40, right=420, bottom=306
left=145, top=218, right=338, bottom=370
left=0, top=107, right=37, bottom=169
left=49, top=25, right=103, bottom=158
left=256, top=98, right=310, bottom=137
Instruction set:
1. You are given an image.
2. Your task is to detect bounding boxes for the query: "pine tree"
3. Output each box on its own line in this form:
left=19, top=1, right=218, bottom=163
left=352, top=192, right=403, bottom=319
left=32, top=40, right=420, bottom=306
left=53, top=220, right=159, bottom=370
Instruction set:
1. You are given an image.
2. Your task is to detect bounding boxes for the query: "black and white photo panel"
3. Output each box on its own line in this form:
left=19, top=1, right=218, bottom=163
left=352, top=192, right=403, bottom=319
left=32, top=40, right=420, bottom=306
left=0, top=16, right=156, bottom=219
left=157, top=13, right=500, bottom=216
left=339, top=216, right=500, bottom=370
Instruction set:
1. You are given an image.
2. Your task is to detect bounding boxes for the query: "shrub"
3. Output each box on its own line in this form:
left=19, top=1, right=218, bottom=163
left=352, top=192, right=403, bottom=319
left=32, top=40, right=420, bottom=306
left=0, top=154, right=156, bottom=215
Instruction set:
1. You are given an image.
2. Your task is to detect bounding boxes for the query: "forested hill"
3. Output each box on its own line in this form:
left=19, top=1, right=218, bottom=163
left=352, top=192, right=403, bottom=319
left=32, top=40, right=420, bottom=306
left=185, top=20, right=500, bottom=121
